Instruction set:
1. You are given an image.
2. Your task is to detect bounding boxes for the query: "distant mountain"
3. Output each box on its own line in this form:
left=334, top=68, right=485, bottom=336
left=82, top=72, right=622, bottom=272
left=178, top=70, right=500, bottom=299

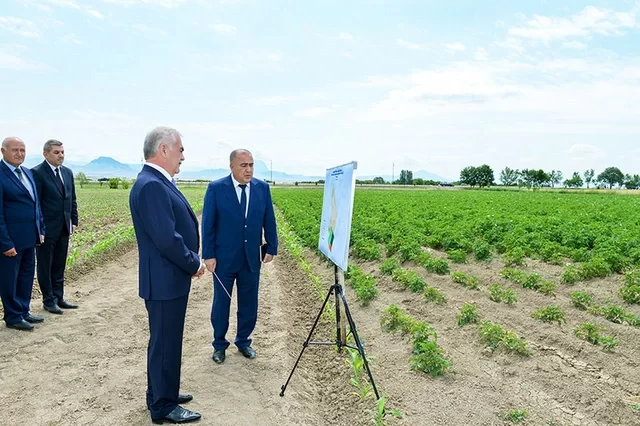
left=178, top=168, right=229, bottom=180
left=78, top=157, right=136, bottom=177
left=414, top=169, right=453, bottom=182
left=22, top=155, right=95, bottom=171
left=21, top=155, right=446, bottom=183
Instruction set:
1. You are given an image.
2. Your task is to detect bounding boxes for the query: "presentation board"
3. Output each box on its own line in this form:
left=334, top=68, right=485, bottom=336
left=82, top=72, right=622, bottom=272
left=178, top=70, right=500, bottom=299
left=318, top=161, right=357, bottom=271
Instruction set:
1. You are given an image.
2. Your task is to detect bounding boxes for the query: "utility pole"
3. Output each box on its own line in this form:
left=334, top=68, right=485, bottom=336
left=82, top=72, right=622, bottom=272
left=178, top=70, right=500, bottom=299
left=270, top=160, right=273, bottom=182
left=392, top=162, right=394, bottom=184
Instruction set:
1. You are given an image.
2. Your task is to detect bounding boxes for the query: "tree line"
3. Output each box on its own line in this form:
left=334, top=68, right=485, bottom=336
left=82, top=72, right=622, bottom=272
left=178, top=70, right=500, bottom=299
left=355, top=170, right=442, bottom=186
left=458, top=165, right=640, bottom=189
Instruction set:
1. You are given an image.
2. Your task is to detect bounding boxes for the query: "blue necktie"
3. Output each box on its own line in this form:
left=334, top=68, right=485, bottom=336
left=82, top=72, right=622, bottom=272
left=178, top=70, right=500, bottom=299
left=239, top=184, right=247, bottom=220
left=15, top=167, right=35, bottom=201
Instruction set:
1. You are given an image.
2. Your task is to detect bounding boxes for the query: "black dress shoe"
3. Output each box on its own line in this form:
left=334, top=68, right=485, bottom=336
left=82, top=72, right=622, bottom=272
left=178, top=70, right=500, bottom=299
left=24, top=314, right=44, bottom=323
left=212, top=349, right=225, bottom=364
left=148, top=394, right=193, bottom=411
left=44, top=304, right=63, bottom=314
left=6, top=320, right=34, bottom=331
left=58, top=300, right=78, bottom=309
left=238, top=346, right=256, bottom=359
left=152, top=406, right=201, bottom=424
left=177, top=394, right=193, bottom=404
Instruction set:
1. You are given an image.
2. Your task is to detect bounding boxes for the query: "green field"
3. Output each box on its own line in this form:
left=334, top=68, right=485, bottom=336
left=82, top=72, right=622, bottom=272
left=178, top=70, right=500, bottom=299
left=67, top=184, right=207, bottom=272
left=272, top=188, right=640, bottom=278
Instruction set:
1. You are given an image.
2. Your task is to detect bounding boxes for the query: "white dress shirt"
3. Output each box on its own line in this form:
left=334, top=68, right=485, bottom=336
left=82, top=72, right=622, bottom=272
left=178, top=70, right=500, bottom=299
left=145, top=162, right=173, bottom=184
left=2, top=159, right=35, bottom=200
left=46, top=160, right=65, bottom=185
left=231, top=174, right=250, bottom=218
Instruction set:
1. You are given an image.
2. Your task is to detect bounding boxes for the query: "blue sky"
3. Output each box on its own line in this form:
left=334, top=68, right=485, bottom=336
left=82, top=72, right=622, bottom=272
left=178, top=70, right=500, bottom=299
left=1, top=0, right=639, bottom=180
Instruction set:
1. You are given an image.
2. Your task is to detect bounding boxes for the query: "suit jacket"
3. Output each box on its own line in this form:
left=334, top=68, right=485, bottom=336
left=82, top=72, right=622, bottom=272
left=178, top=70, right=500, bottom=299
left=0, top=161, right=45, bottom=252
left=201, top=175, right=278, bottom=273
left=31, top=161, right=78, bottom=238
left=130, top=165, right=201, bottom=301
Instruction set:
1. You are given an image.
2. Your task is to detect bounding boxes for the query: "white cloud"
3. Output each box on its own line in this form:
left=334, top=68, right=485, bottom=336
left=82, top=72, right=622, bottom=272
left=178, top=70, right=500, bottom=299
left=213, top=23, right=237, bottom=34
left=562, top=40, right=587, bottom=49
left=567, top=144, right=606, bottom=162
left=356, top=57, right=640, bottom=130
left=474, top=47, right=488, bottom=61
left=133, top=23, right=151, bottom=32
left=101, top=0, right=239, bottom=7
left=339, top=32, right=353, bottom=40
left=495, top=37, right=526, bottom=53
left=444, top=42, right=465, bottom=52
left=252, top=95, right=297, bottom=106
left=20, top=0, right=104, bottom=19
left=508, top=5, right=638, bottom=43
left=0, top=51, right=39, bottom=69
left=60, top=33, right=82, bottom=44
left=396, top=38, right=426, bottom=50
left=188, top=50, right=284, bottom=73
left=294, top=107, right=333, bottom=118
left=102, top=0, right=189, bottom=6
left=86, top=9, right=104, bottom=19
left=0, top=17, right=40, bottom=38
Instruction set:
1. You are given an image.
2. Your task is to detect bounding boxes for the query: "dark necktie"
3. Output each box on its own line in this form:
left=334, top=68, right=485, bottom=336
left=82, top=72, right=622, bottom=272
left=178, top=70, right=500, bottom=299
left=55, top=168, right=66, bottom=197
left=239, top=184, right=247, bottom=220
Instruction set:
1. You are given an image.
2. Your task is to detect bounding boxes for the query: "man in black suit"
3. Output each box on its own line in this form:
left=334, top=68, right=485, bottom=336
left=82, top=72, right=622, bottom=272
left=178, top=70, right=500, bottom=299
left=31, top=139, right=79, bottom=314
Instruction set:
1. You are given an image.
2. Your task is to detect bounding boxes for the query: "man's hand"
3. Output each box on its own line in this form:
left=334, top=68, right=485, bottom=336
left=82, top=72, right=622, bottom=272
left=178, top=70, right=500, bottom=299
left=204, top=258, right=216, bottom=273
left=40, top=235, right=45, bottom=244
left=192, top=261, right=206, bottom=279
left=72, top=225, right=77, bottom=234
left=263, top=254, right=274, bottom=263
left=3, top=248, right=17, bottom=257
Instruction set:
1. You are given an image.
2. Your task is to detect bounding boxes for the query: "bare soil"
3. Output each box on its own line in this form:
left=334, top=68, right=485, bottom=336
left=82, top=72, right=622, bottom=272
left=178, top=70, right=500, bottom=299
left=1, top=243, right=640, bottom=425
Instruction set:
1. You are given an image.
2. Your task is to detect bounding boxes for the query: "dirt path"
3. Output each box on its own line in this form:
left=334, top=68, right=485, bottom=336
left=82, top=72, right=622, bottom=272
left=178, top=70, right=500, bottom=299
left=3, top=240, right=639, bottom=425
left=0, top=247, right=363, bottom=426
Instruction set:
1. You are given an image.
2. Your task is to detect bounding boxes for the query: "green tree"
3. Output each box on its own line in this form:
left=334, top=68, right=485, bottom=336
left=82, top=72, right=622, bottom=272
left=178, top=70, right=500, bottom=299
left=564, top=172, right=584, bottom=188
left=597, top=167, right=624, bottom=189
left=476, top=164, right=495, bottom=188
left=583, top=168, right=595, bottom=189
left=624, top=174, right=640, bottom=190
left=550, top=170, right=563, bottom=188
left=372, top=176, right=385, bottom=184
left=460, top=166, right=478, bottom=187
left=499, top=167, right=519, bottom=186
left=520, top=169, right=549, bottom=188
left=396, top=170, right=413, bottom=185
left=75, top=172, right=89, bottom=188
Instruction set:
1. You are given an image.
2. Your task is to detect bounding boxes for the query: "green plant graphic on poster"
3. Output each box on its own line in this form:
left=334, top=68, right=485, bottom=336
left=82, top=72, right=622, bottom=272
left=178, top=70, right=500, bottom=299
left=319, top=161, right=357, bottom=271
left=328, top=185, right=338, bottom=251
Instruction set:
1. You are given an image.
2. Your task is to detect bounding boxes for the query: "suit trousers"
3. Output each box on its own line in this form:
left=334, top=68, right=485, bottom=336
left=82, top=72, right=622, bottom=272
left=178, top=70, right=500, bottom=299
left=211, top=259, right=260, bottom=350
left=145, top=295, right=189, bottom=420
left=36, top=231, right=70, bottom=307
left=0, top=247, right=35, bottom=325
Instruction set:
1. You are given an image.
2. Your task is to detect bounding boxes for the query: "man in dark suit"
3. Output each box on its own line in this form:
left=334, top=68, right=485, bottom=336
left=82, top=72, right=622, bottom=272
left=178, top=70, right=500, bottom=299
left=129, top=127, right=204, bottom=425
left=202, top=149, right=278, bottom=364
left=32, top=139, right=79, bottom=314
left=0, top=137, right=45, bottom=331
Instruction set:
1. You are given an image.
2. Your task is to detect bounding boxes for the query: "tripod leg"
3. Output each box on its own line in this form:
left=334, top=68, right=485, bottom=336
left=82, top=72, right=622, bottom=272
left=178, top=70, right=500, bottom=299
left=280, top=285, right=335, bottom=397
left=339, top=287, right=381, bottom=401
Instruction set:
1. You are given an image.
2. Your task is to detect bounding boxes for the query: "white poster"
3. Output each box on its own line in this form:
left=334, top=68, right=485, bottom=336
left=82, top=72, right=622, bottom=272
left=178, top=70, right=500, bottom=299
left=318, top=161, right=357, bottom=271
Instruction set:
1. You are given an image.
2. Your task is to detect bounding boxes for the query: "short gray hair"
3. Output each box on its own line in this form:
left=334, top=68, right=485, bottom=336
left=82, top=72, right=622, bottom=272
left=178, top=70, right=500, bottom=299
left=43, top=139, right=63, bottom=152
left=230, top=149, right=252, bottom=162
left=143, top=126, right=181, bottom=160
left=2, top=136, right=22, bottom=149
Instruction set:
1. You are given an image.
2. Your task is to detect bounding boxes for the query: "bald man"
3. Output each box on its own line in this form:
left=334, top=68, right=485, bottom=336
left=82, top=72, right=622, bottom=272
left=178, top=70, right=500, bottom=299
left=0, top=137, right=46, bottom=331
